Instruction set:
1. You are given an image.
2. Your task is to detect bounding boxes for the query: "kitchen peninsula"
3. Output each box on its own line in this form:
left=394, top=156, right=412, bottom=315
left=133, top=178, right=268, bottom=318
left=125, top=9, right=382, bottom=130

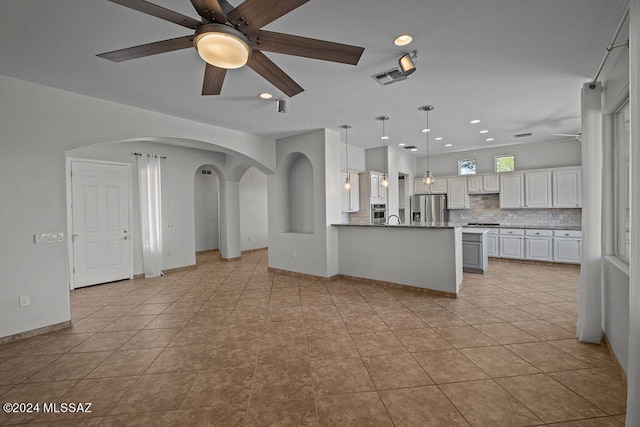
left=333, top=223, right=463, bottom=297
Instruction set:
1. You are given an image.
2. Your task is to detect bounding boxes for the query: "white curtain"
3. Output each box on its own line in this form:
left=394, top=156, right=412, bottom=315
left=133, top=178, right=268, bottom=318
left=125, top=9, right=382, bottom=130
left=137, top=155, right=163, bottom=278
left=576, top=82, right=602, bottom=343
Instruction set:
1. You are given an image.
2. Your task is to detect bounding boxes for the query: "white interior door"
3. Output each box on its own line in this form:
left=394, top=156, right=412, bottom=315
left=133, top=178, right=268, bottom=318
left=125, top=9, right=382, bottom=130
left=71, top=161, right=131, bottom=288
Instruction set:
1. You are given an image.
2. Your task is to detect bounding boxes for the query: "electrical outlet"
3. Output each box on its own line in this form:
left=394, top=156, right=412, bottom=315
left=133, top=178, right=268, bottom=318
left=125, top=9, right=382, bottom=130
left=559, top=214, right=564, bottom=220
left=19, top=295, right=30, bottom=307
left=292, top=251, right=297, bottom=258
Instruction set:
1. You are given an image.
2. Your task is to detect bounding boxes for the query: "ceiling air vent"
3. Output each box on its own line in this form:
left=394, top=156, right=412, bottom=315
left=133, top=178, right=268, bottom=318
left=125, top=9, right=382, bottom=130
left=513, top=132, right=533, bottom=139
left=403, top=145, right=418, bottom=150
left=372, top=67, right=409, bottom=86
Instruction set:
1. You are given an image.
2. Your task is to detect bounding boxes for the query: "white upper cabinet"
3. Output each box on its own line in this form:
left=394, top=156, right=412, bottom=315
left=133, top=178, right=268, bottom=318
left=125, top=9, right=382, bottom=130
left=447, top=177, right=470, bottom=209
left=468, top=174, right=499, bottom=194
left=467, top=175, right=483, bottom=193
left=370, top=173, right=380, bottom=198
left=553, top=167, right=582, bottom=208
left=525, top=171, right=552, bottom=208
left=499, top=173, right=524, bottom=208
left=429, top=178, right=447, bottom=194
left=340, top=173, right=360, bottom=212
left=413, top=177, right=446, bottom=194
left=413, top=178, right=427, bottom=195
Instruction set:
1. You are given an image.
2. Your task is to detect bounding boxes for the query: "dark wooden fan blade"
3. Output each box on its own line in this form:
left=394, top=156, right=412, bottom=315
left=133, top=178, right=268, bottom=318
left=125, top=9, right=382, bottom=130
left=202, top=63, right=227, bottom=95
left=108, top=0, right=200, bottom=29
left=254, top=31, right=364, bottom=65
left=227, top=0, right=309, bottom=32
left=247, top=51, right=304, bottom=97
left=97, top=36, right=193, bottom=62
left=189, top=0, right=226, bottom=22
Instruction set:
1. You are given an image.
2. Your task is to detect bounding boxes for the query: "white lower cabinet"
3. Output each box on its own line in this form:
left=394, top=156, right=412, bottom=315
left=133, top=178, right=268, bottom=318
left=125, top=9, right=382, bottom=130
left=553, top=230, right=581, bottom=264
left=486, top=229, right=499, bottom=257
left=524, top=229, right=553, bottom=261
left=499, top=229, right=524, bottom=259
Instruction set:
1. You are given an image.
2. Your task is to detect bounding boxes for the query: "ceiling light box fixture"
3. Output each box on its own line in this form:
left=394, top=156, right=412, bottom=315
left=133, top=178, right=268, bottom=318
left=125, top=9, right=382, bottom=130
left=399, top=52, right=417, bottom=76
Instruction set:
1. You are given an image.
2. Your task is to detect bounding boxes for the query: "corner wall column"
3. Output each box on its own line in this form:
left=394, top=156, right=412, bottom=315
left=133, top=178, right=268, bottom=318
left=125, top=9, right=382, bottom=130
left=577, top=81, right=603, bottom=344
left=219, top=179, right=241, bottom=259
left=626, top=0, right=640, bottom=424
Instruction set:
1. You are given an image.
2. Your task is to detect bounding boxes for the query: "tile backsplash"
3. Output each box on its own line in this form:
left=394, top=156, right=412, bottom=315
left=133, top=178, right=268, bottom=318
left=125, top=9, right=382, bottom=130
left=448, top=194, right=582, bottom=227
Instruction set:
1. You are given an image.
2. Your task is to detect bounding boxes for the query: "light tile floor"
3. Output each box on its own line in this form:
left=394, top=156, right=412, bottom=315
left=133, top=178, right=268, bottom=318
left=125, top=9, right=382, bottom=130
left=0, top=250, right=628, bottom=426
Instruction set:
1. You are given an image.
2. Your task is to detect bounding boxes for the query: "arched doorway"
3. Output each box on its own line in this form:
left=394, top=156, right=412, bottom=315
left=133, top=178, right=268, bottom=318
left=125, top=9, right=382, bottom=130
left=194, top=165, right=220, bottom=252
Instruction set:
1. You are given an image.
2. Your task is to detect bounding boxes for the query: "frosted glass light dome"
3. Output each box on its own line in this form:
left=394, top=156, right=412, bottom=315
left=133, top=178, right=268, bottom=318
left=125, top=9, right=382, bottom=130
left=194, top=24, right=251, bottom=69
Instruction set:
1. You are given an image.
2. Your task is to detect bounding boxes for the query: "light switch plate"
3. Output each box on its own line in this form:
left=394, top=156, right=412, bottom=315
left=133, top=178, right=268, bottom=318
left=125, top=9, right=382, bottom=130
left=34, top=232, right=64, bottom=244
left=19, top=295, right=30, bottom=307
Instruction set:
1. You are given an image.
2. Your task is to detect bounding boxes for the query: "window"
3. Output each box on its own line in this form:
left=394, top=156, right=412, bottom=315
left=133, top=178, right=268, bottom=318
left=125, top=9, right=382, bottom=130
left=458, top=159, right=476, bottom=175
left=614, top=99, right=630, bottom=261
left=495, top=155, right=515, bottom=172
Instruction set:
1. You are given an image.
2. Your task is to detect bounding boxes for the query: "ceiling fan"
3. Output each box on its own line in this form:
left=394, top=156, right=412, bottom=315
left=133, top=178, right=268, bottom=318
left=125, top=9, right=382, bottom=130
left=98, top=0, right=365, bottom=97
left=552, top=132, right=582, bottom=142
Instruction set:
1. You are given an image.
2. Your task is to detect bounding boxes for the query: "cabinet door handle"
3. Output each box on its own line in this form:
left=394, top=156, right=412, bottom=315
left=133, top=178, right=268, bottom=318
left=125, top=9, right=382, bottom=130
left=535, top=232, right=540, bottom=235
left=564, top=233, right=570, bottom=236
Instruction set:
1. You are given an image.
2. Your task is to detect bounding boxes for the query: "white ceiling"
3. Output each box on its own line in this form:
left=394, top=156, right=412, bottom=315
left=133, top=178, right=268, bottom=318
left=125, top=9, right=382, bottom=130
left=0, top=0, right=627, bottom=154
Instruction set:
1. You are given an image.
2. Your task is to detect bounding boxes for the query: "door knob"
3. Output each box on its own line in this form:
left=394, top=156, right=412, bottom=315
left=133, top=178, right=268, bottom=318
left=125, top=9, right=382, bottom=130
left=123, top=236, right=128, bottom=240
left=123, top=229, right=128, bottom=233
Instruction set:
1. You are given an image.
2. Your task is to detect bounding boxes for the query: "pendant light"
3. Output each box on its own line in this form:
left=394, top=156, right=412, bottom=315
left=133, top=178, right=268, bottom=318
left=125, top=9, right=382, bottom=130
left=339, top=124, right=352, bottom=190
left=419, top=105, right=435, bottom=185
left=376, top=116, right=390, bottom=188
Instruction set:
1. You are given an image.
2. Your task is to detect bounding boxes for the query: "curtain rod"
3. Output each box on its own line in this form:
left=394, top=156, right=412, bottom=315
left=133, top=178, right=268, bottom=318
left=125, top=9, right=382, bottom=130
left=131, top=152, right=167, bottom=159
left=590, top=3, right=630, bottom=88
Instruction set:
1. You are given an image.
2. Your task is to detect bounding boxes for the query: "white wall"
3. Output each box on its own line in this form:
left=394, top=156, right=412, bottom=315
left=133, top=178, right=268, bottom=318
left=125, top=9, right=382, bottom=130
left=239, top=166, right=268, bottom=251
left=340, top=142, right=366, bottom=174
left=365, top=146, right=417, bottom=217
left=268, top=129, right=341, bottom=278
left=0, top=75, right=274, bottom=339
left=417, top=139, right=582, bottom=176
left=194, top=166, right=220, bottom=252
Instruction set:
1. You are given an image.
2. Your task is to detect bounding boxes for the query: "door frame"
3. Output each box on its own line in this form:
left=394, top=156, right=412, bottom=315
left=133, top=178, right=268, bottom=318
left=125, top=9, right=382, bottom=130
left=66, top=157, right=134, bottom=290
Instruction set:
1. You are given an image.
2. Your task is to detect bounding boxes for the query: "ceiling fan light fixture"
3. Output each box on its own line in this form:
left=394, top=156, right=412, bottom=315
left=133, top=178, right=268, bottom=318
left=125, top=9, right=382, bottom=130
left=194, top=23, right=252, bottom=69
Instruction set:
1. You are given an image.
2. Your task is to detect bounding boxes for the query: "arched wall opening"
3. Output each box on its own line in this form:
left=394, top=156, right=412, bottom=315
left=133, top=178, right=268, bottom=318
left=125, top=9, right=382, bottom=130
left=277, top=152, right=314, bottom=234
left=194, top=165, right=220, bottom=252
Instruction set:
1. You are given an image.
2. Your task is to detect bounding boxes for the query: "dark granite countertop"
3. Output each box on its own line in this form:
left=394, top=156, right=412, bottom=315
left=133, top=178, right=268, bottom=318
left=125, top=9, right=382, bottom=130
left=464, top=224, right=581, bottom=231
left=332, top=222, right=461, bottom=229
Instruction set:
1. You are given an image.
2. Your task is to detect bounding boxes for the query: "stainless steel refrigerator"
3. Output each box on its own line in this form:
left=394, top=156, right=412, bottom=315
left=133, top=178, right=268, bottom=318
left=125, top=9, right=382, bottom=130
left=410, top=194, right=448, bottom=223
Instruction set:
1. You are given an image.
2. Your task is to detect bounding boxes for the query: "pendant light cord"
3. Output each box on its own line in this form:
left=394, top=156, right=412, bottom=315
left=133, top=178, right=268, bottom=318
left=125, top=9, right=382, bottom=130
left=426, top=110, right=430, bottom=171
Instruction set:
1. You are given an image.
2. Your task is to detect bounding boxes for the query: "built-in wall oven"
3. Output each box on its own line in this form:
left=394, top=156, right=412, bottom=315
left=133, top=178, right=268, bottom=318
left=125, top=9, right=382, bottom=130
left=371, top=204, right=387, bottom=225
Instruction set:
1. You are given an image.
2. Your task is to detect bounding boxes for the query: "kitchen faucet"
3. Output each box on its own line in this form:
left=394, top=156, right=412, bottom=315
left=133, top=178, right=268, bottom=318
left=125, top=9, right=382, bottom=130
left=386, top=214, right=401, bottom=225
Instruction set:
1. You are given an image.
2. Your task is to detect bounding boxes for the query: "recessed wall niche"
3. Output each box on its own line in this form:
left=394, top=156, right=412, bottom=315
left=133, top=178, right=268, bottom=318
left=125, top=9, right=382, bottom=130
left=277, top=152, right=314, bottom=234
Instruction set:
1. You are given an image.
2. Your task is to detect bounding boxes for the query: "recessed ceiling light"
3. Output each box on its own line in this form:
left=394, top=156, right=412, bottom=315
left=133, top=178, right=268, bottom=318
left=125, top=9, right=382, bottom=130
left=259, top=92, right=272, bottom=99
left=470, top=119, right=481, bottom=124
left=445, top=143, right=452, bottom=147
left=480, top=130, right=489, bottom=134
left=410, top=147, right=418, bottom=151
left=435, top=137, right=443, bottom=141
left=421, top=128, right=431, bottom=133
left=394, top=34, right=413, bottom=46
left=398, top=143, right=406, bottom=146
left=381, top=136, right=389, bottom=140
left=485, top=138, right=494, bottom=142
